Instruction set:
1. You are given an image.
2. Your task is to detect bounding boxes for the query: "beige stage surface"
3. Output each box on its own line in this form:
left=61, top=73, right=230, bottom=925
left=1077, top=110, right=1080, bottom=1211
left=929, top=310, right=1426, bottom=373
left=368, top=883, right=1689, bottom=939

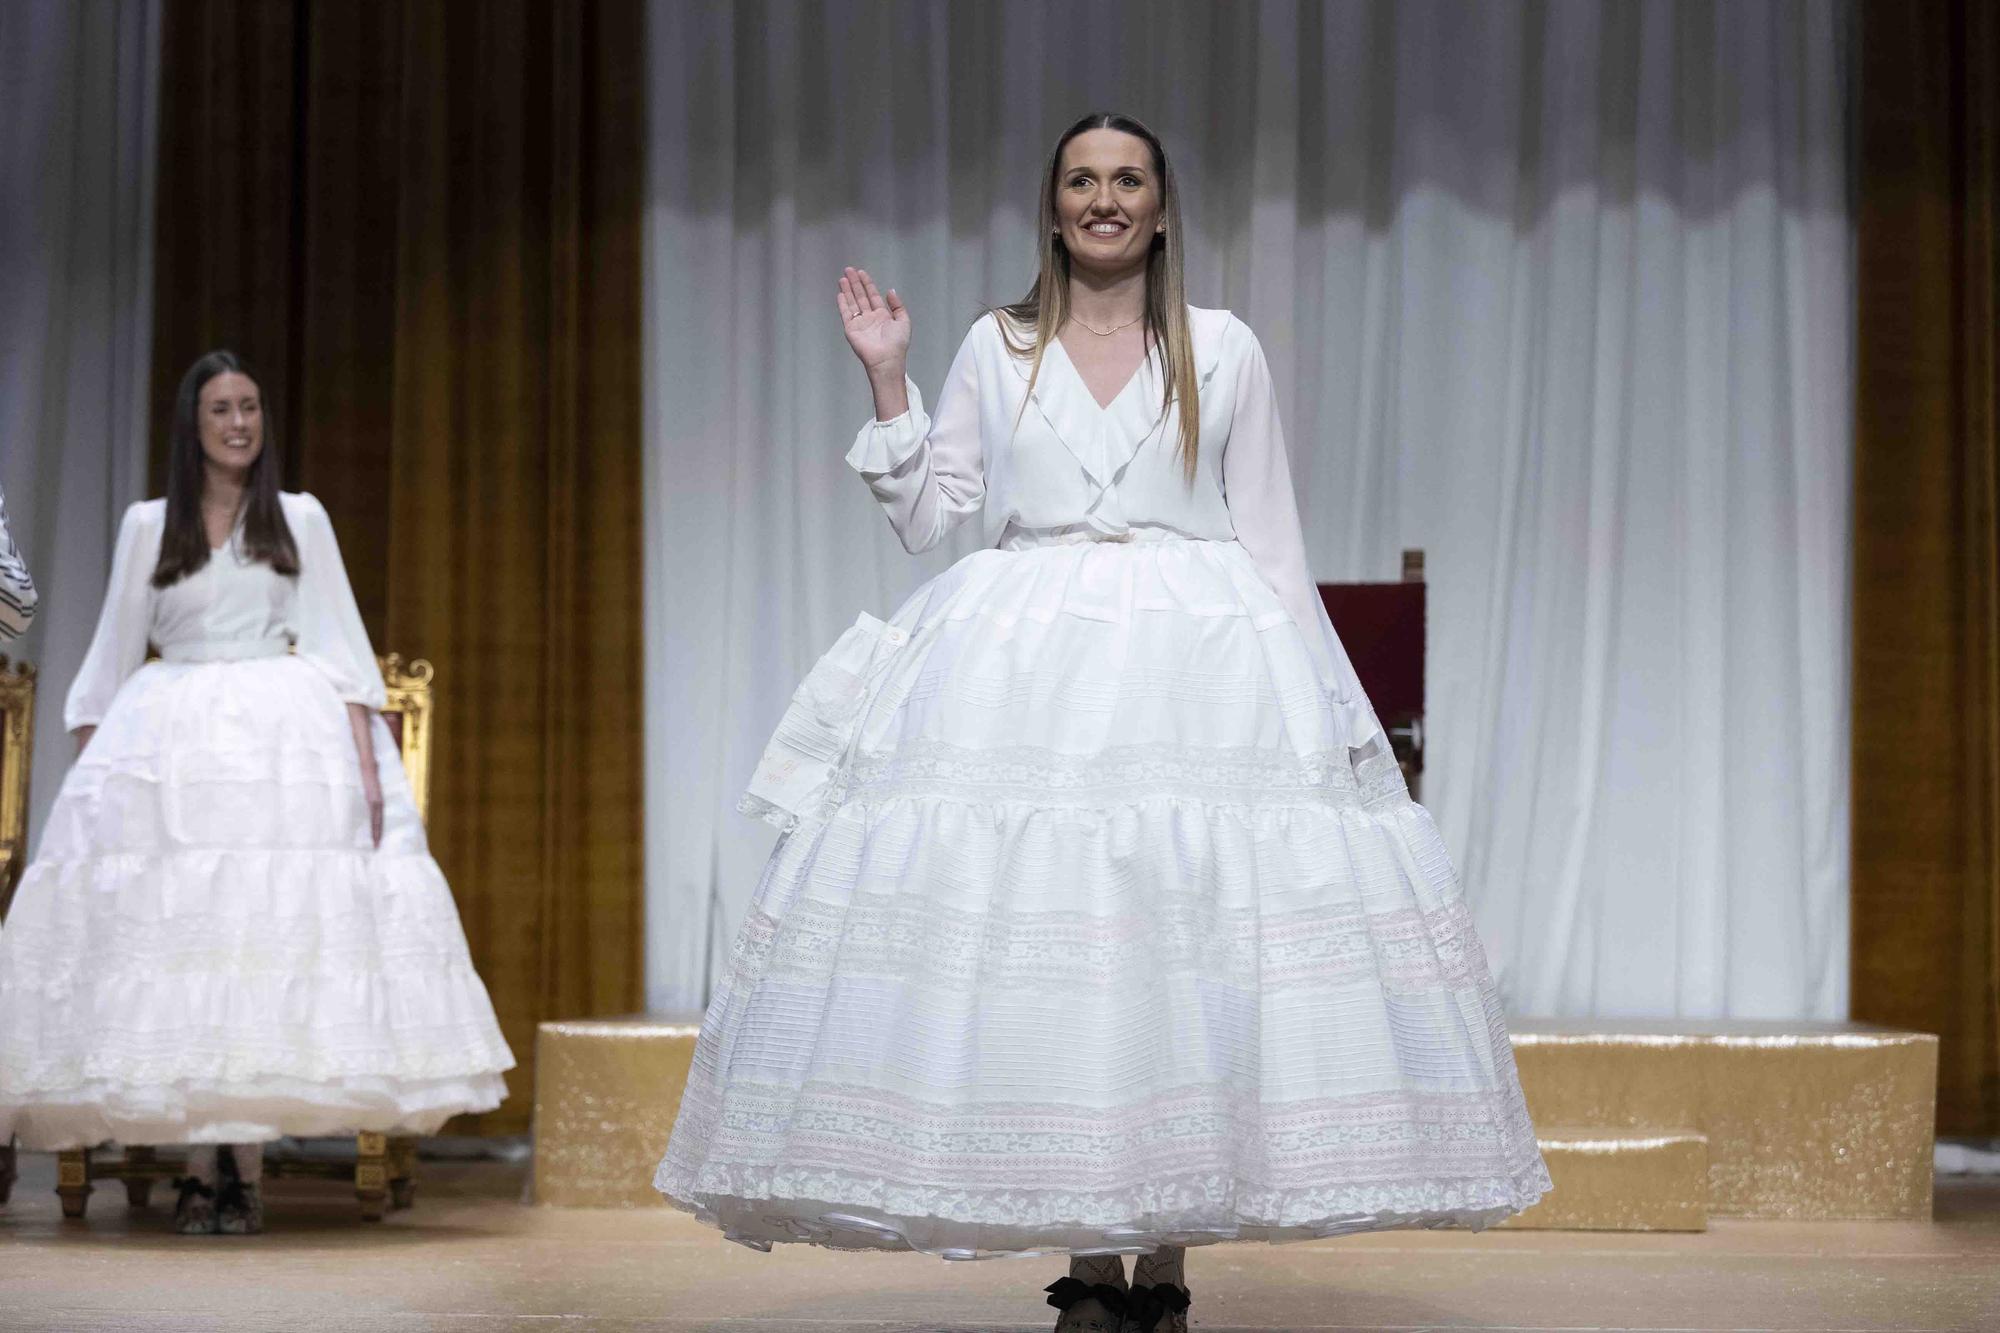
left=2, top=1155, right=1995, bottom=1332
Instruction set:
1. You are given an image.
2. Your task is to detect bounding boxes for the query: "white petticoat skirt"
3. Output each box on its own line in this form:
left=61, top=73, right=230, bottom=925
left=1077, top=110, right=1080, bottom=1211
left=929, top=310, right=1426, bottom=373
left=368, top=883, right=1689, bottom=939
left=0, top=653, right=515, bottom=1149
left=656, top=534, right=1551, bottom=1258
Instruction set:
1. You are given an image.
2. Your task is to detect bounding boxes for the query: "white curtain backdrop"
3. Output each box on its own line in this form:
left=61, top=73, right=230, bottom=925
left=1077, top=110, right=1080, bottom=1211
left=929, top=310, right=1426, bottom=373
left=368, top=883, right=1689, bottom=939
left=643, top=0, right=1853, bottom=1021
left=0, top=0, right=160, bottom=847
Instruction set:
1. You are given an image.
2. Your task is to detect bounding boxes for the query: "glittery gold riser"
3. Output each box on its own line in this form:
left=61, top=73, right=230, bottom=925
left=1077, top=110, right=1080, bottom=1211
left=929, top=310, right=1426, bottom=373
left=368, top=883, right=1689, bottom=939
left=529, top=1018, right=1938, bottom=1224
left=1510, top=1020, right=1937, bottom=1221
left=1499, top=1129, right=1708, bottom=1231
left=532, top=1018, right=699, bottom=1207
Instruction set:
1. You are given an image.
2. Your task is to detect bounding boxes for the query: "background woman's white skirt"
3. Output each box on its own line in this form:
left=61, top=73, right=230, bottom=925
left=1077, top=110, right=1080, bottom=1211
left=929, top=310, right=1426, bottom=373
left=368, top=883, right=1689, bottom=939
left=0, top=655, right=514, bottom=1149
left=658, top=536, right=1550, bottom=1258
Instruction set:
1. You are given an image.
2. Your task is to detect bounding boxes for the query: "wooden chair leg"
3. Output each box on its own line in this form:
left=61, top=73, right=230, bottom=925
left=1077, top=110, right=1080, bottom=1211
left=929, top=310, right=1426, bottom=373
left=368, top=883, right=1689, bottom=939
left=388, top=1136, right=418, bottom=1211
left=56, top=1149, right=91, bottom=1219
left=355, top=1132, right=389, bottom=1222
left=123, top=1146, right=157, bottom=1208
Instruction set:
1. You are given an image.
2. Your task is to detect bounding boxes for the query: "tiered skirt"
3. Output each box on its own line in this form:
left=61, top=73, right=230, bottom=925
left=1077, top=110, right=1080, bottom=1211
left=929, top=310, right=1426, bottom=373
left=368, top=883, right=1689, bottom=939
left=0, top=654, right=514, bottom=1148
left=658, top=536, right=1549, bottom=1257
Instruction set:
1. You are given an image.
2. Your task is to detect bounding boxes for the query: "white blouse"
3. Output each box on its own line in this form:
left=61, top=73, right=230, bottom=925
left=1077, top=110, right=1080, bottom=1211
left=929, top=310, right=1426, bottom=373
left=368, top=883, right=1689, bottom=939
left=65, top=491, right=388, bottom=730
left=847, top=305, right=1368, bottom=704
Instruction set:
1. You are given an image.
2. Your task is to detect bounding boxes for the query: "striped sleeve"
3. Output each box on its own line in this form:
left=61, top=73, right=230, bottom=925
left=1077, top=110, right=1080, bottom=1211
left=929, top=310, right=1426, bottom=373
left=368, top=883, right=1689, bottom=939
left=0, top=485, right=36, bottom=641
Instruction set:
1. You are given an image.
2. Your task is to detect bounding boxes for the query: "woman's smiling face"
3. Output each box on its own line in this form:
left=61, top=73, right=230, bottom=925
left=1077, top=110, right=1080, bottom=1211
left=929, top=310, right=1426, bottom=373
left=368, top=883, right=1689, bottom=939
left=1054, top=128, right=1164, bottom=277
left=197, top=370, right=265, bottom=475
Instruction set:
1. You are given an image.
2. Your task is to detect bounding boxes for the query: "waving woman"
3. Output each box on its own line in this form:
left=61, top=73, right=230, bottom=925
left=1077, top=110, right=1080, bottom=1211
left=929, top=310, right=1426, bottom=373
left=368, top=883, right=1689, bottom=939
left=659, top=115, right=1548, bottom=1331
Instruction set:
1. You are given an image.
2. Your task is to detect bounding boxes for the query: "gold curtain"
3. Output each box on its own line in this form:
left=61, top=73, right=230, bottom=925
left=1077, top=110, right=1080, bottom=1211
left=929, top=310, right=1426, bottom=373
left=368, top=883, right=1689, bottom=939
left=150, top=0, right=646, bottom=1134
left=1851, top=0, right=2000, bottom=1135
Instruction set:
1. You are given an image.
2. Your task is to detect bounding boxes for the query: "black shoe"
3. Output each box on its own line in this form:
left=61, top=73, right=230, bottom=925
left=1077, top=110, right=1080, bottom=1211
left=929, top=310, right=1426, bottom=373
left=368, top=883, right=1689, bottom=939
left=1125, top=1283, right=1191, bottom=1333
left=1046, top=1276, right=1130, bottom=1333
left=172, top=1177, right=218, bottom=1235
left=216, top=1178, right=264, bottom=1235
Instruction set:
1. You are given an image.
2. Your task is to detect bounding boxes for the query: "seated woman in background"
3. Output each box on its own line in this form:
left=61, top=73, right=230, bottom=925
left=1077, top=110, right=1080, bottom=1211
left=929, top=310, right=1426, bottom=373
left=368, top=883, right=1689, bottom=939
left=0, top=350, right=514, bottom=1235
left=0, top=482, right=36, bottom=640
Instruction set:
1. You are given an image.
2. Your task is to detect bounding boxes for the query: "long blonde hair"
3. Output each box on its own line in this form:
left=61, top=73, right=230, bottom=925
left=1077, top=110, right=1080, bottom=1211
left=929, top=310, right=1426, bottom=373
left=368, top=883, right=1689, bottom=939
left=996, top=112, right=1200, bottom=481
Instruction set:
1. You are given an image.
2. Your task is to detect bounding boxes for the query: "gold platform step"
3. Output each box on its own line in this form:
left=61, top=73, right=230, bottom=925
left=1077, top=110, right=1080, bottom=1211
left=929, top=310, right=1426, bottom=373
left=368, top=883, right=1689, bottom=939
left=1510, top=1020, right=1936, bottom=1220
left=532, top=1017, right=699, bottom=1207
left=1501, top=1128, right=1708, bottom=1231
left=530, top=1017, right=1937, bottom=1224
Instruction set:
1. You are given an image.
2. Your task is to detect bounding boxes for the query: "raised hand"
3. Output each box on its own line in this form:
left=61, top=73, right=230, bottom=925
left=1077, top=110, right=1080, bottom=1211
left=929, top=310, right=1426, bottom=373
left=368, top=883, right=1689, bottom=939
left=837, top=267, right=911, bottom=378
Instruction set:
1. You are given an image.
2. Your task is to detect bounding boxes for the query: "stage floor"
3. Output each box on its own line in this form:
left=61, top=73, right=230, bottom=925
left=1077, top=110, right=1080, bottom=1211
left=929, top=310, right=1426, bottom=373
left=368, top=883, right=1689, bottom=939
left=2, top=1155, right=1995, bottom=1332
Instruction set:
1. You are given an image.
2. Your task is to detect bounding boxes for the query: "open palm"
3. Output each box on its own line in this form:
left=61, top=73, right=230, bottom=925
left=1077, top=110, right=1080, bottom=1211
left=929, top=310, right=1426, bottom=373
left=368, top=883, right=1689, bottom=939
left=837, top=266, right=911, bottom=376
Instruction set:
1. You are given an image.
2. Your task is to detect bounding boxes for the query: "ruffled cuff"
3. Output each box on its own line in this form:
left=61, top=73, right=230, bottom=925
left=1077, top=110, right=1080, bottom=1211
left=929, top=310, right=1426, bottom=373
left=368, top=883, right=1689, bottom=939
left=64, top=705, right=106, bottom=733
left=297, top=651, right=389, bottom=712
left=844, top=379, right=929, bottom=475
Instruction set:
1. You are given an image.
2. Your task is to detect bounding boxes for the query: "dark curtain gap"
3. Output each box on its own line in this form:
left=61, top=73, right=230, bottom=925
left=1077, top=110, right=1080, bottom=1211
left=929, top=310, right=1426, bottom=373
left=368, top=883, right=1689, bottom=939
left=1851, top=0, right=2000, bottom=1135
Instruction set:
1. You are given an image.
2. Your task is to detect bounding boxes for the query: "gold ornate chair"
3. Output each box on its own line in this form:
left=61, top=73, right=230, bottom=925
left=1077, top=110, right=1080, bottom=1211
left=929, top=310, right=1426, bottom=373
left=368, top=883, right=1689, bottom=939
left=0, top=655, right=36, bottom=1205
left=52, top=654, right=438, bottom=1222
left=0, top=655, right=35, bottom=926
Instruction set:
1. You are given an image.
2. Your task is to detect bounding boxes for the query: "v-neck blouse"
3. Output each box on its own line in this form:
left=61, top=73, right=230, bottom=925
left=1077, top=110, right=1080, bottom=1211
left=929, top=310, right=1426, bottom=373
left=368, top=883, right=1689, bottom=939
left=1047, top=331, right=1148, bottom=412
left=65, top=492, right=389, bottom=730
left=846, top=304, right=1368, bottom=708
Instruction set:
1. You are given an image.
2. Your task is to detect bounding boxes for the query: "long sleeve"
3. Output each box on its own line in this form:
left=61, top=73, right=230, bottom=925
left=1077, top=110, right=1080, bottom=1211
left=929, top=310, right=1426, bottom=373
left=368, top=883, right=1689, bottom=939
left=291, top=493, right=388, bottom=710
left=844, top=323, right=986, bottom=554
left=1220, top=323, right=1373, bottom=717
left=0, top=485, right=36, bottom=641
left=65, top=502, right=157, bottom=730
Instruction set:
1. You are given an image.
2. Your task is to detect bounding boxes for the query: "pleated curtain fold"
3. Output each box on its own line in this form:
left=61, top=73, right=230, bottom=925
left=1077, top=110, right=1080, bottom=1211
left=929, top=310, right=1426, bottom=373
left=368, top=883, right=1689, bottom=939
left=1851, top=0, right=2000, bottom=1135
left=0, top=0, right=160, bottom=850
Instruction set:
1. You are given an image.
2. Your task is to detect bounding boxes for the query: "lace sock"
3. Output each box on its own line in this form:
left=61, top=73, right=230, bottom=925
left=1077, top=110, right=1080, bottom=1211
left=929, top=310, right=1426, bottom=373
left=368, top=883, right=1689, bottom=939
left=1133, top=1245, right=1184, bottom=1289
left=227, top=1142, right=265, bottom=1185
left=185, top=1146, right=220, bottom=1187
left=1047, top=1253, right=1131, bottom=1331
left=1069, top=1254, right=1129, bottom=1290
left=1128, top=1247, right=1191, bottom=1332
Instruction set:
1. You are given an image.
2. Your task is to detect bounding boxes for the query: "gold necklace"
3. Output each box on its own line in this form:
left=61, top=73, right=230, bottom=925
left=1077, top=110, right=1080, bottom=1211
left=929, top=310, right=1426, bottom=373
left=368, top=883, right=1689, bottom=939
left=1070, top=312, right=1143, bottom=338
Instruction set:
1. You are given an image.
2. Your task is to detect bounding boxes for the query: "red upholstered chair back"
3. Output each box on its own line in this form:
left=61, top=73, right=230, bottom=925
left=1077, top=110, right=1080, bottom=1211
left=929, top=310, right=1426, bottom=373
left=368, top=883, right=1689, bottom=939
left=1318, top=550, right=1426, bottom=790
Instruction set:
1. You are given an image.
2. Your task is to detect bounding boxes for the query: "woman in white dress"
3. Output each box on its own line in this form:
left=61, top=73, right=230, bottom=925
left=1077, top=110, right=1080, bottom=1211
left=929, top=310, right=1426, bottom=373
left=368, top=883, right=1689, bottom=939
left=657, top=114, right=1548, bottom=1330
left=0, top=351, right=514, bottom=1235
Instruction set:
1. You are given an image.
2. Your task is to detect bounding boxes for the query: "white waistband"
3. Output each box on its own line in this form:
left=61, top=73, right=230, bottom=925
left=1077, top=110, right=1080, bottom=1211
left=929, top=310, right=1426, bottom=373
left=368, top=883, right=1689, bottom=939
left=158, top=637, right=292, bottom=664
left=999, top=525, right=1200, bottom=551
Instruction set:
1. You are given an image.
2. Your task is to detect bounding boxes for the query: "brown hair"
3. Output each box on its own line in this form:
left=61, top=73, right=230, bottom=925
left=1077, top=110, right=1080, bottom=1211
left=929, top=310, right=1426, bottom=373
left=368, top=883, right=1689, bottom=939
left=995, top=112, right=1200, bottom=480
left=153, top=350, right=299, bottom=588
